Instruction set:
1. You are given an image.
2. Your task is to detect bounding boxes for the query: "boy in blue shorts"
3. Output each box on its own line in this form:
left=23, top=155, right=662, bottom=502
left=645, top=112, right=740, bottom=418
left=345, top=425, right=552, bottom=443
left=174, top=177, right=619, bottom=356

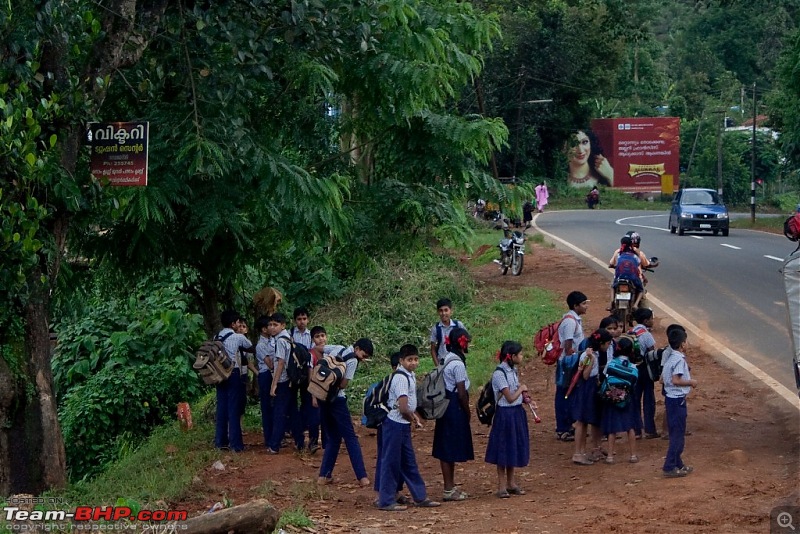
left=661, top=328, right=697, bottom=477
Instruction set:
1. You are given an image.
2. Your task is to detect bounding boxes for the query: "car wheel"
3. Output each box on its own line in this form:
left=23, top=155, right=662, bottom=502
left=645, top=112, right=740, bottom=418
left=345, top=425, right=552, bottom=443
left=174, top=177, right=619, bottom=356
left=670, top=224, right=676, bottom=234
left=722, top=228, right=729, bottom=237
left=678, top=225, right=685, bottom=236
left=713, top=229, right=719, bottom=236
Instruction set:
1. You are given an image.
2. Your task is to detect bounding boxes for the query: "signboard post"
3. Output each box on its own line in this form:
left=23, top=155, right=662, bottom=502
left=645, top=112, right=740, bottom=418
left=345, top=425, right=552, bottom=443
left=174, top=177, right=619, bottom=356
left=88, top=122, right=149, bottom=186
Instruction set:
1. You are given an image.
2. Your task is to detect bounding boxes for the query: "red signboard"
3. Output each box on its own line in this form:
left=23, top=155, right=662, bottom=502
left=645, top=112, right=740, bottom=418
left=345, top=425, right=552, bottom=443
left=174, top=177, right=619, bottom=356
left=590, top=117, right=680, bottom=192
left=89, top=122, right=149, bottom=186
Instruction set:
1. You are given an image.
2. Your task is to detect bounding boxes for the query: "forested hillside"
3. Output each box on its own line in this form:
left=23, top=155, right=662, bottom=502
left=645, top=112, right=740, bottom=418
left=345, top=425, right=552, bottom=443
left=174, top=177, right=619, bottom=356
left=1, top=0, right=798, bottom=493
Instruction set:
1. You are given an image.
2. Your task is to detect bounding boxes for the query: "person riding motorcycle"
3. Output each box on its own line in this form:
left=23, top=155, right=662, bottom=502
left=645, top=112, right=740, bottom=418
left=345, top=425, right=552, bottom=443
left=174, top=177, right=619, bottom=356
left=609, top=231, right=655, bottom=270
left=608, top=236, right=644, bottom=310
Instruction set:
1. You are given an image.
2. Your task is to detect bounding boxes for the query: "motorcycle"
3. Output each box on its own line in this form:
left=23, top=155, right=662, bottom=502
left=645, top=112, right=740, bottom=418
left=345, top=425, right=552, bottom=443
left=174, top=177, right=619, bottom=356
left=493, top=220, right=525, bottom=276
left=610, top=257, right=658, bottom=326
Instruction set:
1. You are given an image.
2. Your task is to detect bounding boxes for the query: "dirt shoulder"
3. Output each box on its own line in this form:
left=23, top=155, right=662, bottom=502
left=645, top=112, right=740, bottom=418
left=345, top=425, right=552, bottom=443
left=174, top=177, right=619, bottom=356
left=173, top=242, right=799, bottom=533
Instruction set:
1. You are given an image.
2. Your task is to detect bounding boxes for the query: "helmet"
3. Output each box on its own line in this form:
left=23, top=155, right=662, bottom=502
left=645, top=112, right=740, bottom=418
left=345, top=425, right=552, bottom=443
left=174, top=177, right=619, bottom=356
left=626, top=231, right=641, bottom=247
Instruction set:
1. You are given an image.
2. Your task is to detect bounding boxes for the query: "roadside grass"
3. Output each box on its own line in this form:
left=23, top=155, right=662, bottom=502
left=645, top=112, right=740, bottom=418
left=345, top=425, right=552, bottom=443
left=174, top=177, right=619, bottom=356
left=548, top=186, right=671, bottom=211
left=274, top=506, right=315, bottom=532
left=729, top=215, right=785, bottom=234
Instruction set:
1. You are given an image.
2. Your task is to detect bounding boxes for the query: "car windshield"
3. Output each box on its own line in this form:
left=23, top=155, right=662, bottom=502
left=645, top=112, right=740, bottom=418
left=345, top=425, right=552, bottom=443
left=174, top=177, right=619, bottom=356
left=682, top=190, right=719, bottom=205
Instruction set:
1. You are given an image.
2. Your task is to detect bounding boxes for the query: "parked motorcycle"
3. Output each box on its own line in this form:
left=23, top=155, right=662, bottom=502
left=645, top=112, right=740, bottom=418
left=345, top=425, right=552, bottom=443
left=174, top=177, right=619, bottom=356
left=494, top=220, right=525, bottom=276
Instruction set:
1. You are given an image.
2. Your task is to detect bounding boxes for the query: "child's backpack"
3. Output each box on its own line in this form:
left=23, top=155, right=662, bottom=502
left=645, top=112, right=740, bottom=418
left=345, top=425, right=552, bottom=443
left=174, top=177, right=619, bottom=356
left=307, top=351, right=353, bottom=402
left=642, top=347, right=664, bottom=382
left=784, top=213, right=800, bottom=244
left=416, top=360, right=456, bottom=420
left=476, top=366, right=508, bottom=425
left=278, top=335, right=312, bottom=388
left=434, top=320, right=465, bottom=356
left=555, top=353, right=580, bottom=388
left=623, top=326, right=646, bottom=364
left=598, top=357, right=638, bottom=408
left=533, top=316, right=575, bottom=365
left=362, top=371, right=412, bottom=429
left=193, top=332, right=235, bottom=385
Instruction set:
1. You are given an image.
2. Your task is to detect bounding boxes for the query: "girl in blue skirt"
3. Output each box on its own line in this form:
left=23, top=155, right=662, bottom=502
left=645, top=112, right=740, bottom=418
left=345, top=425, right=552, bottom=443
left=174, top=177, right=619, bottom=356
left=570, top=329, right=612, bottom=465
left=485, top=341, right=533, bottom=498
left=432, top=327, right=474, bottom=502
left=601, top=336, right=639, bottom=464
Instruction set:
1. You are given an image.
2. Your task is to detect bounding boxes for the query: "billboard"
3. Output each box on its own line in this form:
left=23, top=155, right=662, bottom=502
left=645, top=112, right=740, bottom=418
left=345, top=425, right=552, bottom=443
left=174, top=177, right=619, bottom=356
left=590, top=117, right=680, bottom=193
left=89, top=122, right=149, bottom=186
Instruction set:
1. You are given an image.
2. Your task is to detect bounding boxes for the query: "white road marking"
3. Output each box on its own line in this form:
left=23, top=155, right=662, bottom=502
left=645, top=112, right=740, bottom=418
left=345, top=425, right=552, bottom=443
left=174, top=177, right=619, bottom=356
left=765, top=255, right=784, bottom=261
left=691, top=235, right=703, bottom=239
left=532, top=213, right=800, bottom=410
left=721, top=244, right=741, bottom=250
left=614, top=214, right=671, bottom=233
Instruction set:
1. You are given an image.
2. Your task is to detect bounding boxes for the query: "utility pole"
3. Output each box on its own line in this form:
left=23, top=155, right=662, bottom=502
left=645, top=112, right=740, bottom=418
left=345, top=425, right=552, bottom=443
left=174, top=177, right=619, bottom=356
left=751, top=83, right=757, bottom=223
left=716, top=110, right=724, bottom=198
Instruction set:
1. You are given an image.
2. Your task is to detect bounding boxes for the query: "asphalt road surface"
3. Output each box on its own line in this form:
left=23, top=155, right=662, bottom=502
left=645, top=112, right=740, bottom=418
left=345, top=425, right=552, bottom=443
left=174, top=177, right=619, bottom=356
left=533, top=208, right=796, bottom=395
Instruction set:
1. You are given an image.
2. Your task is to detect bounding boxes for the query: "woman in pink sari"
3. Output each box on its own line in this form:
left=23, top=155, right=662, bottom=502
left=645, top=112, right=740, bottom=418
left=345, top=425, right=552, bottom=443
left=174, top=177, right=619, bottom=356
left=534, top=182, right=549, bottom=213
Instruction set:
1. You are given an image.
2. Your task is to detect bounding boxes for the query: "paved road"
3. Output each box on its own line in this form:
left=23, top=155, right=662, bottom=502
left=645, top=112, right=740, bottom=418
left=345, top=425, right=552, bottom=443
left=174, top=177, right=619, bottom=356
left=533, top=209, right=796, bottom=394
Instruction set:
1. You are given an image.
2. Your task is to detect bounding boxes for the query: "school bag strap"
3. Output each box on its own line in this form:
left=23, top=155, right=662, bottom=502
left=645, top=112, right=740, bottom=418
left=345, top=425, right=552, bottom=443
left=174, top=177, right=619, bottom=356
left=435, top=320, right=462, bottom=352
left=492, top=365, right=509, bottom=402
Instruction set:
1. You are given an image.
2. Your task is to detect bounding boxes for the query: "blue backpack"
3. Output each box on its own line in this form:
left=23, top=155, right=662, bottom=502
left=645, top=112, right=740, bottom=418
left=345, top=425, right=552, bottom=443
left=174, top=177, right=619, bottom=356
left=599, top=357, right=638, bottom=407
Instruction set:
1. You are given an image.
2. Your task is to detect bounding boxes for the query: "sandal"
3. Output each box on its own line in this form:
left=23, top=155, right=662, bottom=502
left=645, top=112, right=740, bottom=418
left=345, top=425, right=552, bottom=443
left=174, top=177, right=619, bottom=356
left=495, top=490, right=510, bottom=499
left=414, top=499, right=441, bottom=508
left=629, top=455, right=639, bottom=464
left=379, top=503, right=407, bottom=512
left=443, top=488, right=468, bottom=501
left=588, top=449, right=607, bottom=462
left=556, top=432, right=575, bottom=442
left=605, top=455, right=616, bottom=464
left=507, top=486, right=526, bottom=496
left=396, top=494, right=412, bottom=505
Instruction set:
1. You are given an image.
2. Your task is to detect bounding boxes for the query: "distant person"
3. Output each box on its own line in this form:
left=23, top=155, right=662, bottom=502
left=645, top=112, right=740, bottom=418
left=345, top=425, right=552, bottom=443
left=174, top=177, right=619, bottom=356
left=522, top=199, right=534, bottom=228
left=586, top=186, right=600, bottom=209
left=429, top=298, right=466, bottom=366
left=568, top=130, right=613, bottom=188
left=554, top=291, right=588, bottom=442
left=535, top=181, right=549, bottom=213
left=214, top=309, right=253, bottom=452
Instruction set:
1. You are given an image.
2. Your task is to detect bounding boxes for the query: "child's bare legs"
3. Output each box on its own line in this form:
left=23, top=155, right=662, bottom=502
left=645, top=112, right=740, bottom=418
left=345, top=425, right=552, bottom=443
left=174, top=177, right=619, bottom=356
left=627, top=429, right=638, bottom=460
left=606, top=432, right=616, bottom=458
left=506, top=467, right=519, bottom=490
left=440, top=461, right=456, bottom=492
left=496, top=466, right=508, bottom=493
left=573, top=421, right=588, bottom=456
left=590, top=424, right=603, bottom=453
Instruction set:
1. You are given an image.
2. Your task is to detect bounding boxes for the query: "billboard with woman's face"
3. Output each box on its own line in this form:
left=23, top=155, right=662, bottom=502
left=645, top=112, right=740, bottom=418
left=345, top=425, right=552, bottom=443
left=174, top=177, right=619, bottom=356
left=566, top=118, right=680, bottom=192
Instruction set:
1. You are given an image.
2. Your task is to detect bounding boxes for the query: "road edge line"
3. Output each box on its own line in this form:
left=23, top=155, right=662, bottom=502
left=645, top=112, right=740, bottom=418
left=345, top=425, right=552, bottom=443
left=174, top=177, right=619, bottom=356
left=532, top=213, right=800, bottom=410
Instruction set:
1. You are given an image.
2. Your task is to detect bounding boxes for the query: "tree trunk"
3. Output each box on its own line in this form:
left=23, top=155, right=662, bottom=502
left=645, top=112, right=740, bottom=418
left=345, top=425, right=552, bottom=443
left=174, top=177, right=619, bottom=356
left=17, top=269, right=67, bottom=493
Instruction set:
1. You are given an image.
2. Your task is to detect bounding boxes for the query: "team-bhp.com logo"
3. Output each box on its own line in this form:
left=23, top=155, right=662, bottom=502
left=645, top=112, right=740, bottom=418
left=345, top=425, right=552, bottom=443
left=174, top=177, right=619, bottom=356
left=4, top=505, right=188, bottom=523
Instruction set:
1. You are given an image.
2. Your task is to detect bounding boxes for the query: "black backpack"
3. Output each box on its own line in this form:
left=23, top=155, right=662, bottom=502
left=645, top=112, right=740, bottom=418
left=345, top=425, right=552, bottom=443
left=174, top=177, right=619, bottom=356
left=475, top=366, right=508, bottom=426
left=278, top=335, right=312, bottom=387
left=362, top=371, right=412, bottom=429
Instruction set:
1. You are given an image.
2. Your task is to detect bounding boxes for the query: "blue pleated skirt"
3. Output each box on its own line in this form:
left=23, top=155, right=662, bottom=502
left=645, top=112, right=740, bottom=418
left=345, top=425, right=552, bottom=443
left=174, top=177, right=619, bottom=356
left=570, top=377, right=600, bottom=425
left=485, top=404, right=530, bottom=467
left=601, top=398, right=635, bottom=435
left=432, top=391, right=475, bottom=462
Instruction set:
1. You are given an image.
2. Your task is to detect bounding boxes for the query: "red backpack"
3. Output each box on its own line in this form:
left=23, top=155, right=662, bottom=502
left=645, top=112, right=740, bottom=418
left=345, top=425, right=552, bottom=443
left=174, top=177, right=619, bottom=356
left=784, top=213, right=800, bottom=243
left=534, top=316, right=576, bottom=365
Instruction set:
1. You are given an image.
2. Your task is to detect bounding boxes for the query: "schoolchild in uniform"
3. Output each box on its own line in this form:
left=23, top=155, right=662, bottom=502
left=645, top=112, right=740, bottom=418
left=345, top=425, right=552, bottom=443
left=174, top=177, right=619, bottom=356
left=555, top=291, right=588, bottom=442
left=265, top=313, right=294, bottom=453
left=485, top=341, right=534, bottom=498
left=377, top=346, right=441, bottom=511
left=317, top=337, right=374, bottom=487
left=255, top=315, right=275, bottom=447
left=659, top=324, right=687, bottom=439
left=373, top=350, right=409, bottom=505
left=432, top=326, right=474, bottom=502
left=429, top=298, right=466, bottom=366
left=571, top=329, right=613, bottom=465
left=289, top=307, right=317, bottom=453
left=662, top=328, right=697, bottom=477
left=630, top=308, right=659, bottom=439
left=214, top=309, right=253, bottom=452
left=309, top=325, right=329, bottom=450
left=601, top=336, right=639, bottom=464
left=235, top=316, right=257, bottom=425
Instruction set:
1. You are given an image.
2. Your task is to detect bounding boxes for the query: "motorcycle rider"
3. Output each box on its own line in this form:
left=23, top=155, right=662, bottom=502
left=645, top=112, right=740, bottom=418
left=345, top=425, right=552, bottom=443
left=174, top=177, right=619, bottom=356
left=608, top=236, right=644, bottom=311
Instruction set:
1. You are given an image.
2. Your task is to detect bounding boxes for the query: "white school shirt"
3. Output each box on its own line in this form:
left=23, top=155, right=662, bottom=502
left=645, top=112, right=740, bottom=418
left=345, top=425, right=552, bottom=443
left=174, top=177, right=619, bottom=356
left=442, top=352, right=470, bottom=392
left=492, top=362, right=522, bottom=407
left=429, top=320, right=465, bottom=361
left=255, top=335, right=274, bottom=374
left=386, top=367, right=416, bottom=424
left=581, top=349, right=600, bottom=378
left=558, top=311, right=584, bottom=357
left=217, top=328, right=252, bottom=369
left=273, top=329, right=292, bottom=383
left=662, top=350, right=692, bottom=398
left=291, top=328, right=313, bottom=350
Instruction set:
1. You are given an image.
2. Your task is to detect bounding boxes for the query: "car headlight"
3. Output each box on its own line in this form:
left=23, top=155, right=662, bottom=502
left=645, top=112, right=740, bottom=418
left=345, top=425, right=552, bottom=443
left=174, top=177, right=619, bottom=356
left=680, top=212, right=692, bottom=218
left=716, top=213, right=728, bottom=219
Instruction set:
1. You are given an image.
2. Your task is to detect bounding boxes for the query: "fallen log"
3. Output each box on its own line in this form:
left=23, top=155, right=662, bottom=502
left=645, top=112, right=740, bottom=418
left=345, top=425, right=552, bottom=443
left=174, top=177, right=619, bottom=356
left=181, top=499, right=280, bottom=534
